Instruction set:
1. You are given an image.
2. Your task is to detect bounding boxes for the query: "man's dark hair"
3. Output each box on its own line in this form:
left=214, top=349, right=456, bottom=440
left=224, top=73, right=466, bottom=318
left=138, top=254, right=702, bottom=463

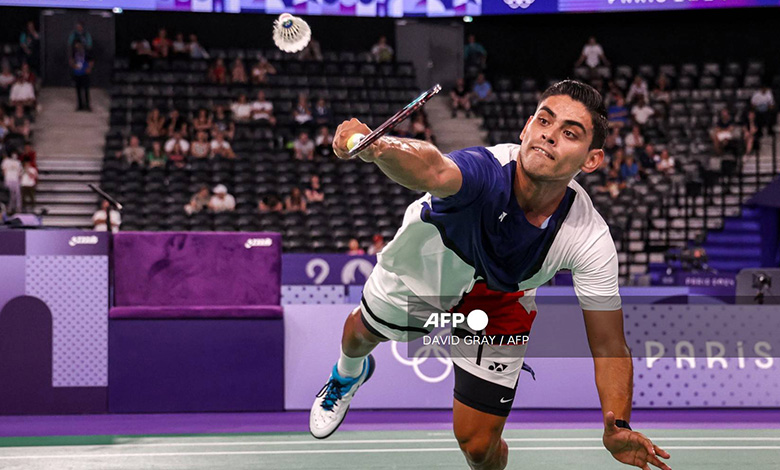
left=539, top=80, right=608, bottom=150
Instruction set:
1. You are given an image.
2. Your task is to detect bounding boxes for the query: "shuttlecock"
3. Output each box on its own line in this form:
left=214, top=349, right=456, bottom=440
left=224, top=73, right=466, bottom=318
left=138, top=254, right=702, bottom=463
left=273, top=13, right=311, bottom=54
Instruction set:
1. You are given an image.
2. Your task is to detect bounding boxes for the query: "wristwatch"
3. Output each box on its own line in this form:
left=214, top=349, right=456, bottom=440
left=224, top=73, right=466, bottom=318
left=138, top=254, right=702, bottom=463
left=615, top=419, right=632, bottom=431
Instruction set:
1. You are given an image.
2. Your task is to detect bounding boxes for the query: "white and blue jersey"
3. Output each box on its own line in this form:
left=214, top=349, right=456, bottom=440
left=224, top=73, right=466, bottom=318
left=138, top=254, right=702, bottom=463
left=374, top=143, right=621, bottom=312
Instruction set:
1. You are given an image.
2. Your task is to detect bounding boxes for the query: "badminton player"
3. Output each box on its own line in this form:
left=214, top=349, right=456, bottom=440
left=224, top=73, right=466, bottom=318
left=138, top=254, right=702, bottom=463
left=310, top=80, right=671, bottom=470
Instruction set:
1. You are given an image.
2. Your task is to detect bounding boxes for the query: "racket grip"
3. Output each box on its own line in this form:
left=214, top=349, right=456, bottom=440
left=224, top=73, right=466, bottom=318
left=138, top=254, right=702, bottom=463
left=346, top=133, right=365, bottom=152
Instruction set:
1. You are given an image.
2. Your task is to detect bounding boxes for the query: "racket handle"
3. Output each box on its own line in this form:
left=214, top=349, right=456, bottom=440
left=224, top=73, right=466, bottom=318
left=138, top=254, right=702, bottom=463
left=346, top=133, right=366, bottom=152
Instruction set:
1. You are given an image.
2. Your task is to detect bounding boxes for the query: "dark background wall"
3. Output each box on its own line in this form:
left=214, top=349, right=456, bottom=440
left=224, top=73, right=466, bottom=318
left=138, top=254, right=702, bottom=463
left=114, top=10, right=396, bottom=56
left=0, top=7, right=41, bottom=44
left=464, top=7, right=780, bottom=83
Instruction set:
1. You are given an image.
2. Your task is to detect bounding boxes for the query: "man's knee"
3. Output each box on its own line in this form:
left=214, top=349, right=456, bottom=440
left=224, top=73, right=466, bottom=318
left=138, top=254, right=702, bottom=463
left=455, top=428, right=504, bottom=467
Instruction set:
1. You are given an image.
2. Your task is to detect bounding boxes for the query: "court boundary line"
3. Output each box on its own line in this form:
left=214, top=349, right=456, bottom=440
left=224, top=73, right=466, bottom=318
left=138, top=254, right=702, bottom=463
left=2, top=445, right=780, bottom=459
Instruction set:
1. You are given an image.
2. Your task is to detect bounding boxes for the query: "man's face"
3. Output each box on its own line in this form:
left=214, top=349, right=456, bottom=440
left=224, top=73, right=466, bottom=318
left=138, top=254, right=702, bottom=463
left=518, top=95, right=603, bottom=182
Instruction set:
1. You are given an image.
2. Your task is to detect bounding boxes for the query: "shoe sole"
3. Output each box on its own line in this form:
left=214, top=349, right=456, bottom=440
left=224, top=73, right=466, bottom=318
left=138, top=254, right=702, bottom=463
left=310, top=354, right=375, bottom=440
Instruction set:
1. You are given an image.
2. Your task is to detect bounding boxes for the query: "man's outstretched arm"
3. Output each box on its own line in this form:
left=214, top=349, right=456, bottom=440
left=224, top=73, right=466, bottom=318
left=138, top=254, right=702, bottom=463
left=332, top=118, right=462, bottom=198
left=583, top=308, right=671, bottom=470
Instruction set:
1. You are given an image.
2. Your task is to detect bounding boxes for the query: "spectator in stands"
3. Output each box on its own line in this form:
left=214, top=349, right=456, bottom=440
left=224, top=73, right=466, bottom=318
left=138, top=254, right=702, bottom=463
left=751, top=85, right=776, bottom=136
left=293, top=131, right=314, bottom=160
left=450, top=78, right=471, bottom=118
left=152, top=28, right=172, bottom=58
left=651, top=74, right=671, bottom=107
left=251, top=90, right=276, bottom=125
left=164, top=131, right=190, bottom=156
left=230, top=93, right=253, bottom=123
left=190, top=131, right=211, bottom=159
left=185, top=186, right=210, bottom=215
left=8, top=106, right=31, bottom=142
left=2, top=152, right=22, bottom=214
left=192, top=108, right=213, bottom=136
left=166, top=109, right=188, bottom=136
left=371, top=36, right=394, bottom=63
left=10, top=64, right=36, bottom=110
left=20, top=160, right=37, bottom=212
left=146, top=140, right=167, bottom=168
left=626, top=75, right=649, bottom=105
left=471, top=73, right=494, bottom=106
left=0, top=61, right=15, bottom=97
left=19, top=21, right=40, bottom=73
left=230, top=58, right=248, bottom=84
left=619, top=153, right=640, bottom=184
left=69, top=40, right=93, bottom=111
left=624, top=125, right=645, bottom=156
left=464, top=35, right=487, bottom=73
left=130, top=36, right=155, bottom=69
left=212, top=105, right=235, bottom=140
left=258, top=193, right=283, bottom=212
left=315, top=126, right=333, bottom=157
left=122, top=135, right=146, bottom=166
left=607, top=95, right=629, bottom=129
left=210, top=131, right=235, bottom=159
left=188, top=34, right=210, bottom=59
left=346, top=238, right=365, bottom=255
left=743, top=109, right=759, bottom=157
left=631, top=96, right=655, bottom=127
left=172, top=32, right=188, bottom=58
left=367, top=234, right=385, bottom=256
left=575, top=36, right=608, bottom=69
left=167, top=140, right=187, bottom=169
left=711, top=108, right=738, bottom=156
left=92, top=200, right=121, bottom=233
left=655, top=149, right=675, bottom=175
left=305, top=175, right=324, bottom=202
left=313, top=98, right=331, bottom=126
left=411, top=113, right=433, bottom=142
left=250, top=56, right=276, bottom=84
left=209, top=184, right=235, bottom=213
left=636, top=143, right=657, bottom=170
left=298, top=39, right=323, bottom=61
left=604, top=127, right=623, bottom=158
left=285, top=187, right=307, bottom=213
left=20, top=142, right=36, bottom=168
left=293, top=93, right=313, bottom=125
left=207, top=57, right=227, bottom=84
left=67, top=21, right=92, bottom=54
left=146, top=107, right=167, bottom=139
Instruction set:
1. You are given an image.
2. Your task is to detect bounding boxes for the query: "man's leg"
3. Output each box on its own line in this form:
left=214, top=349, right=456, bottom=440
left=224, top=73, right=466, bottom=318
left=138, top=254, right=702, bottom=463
left=341, top=305, right=387, bottom=359
left=454, top=398, right=509, bottom=470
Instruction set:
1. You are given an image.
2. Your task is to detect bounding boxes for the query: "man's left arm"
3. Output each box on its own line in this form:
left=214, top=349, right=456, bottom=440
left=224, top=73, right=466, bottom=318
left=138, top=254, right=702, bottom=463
left=583, top=308, right=671, bottom=470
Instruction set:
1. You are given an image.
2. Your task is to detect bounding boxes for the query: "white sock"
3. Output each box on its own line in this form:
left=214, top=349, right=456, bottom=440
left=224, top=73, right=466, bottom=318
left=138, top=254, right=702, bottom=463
left=337, top=347, right=366, bottom=379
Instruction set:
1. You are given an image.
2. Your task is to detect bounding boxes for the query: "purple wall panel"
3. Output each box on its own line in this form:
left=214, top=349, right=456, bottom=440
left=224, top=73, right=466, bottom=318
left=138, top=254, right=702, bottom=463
left=109, top=318, right=284, bottom=413
left=113, top=232, right=282, bottom=307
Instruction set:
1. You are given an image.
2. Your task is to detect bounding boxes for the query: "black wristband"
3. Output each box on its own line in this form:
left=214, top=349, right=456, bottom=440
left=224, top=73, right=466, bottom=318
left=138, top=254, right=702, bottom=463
left=615, top=419, right=632, bottom=431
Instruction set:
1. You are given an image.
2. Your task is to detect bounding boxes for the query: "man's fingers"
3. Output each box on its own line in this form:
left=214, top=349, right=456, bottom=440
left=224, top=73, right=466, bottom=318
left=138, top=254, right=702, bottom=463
left=604, top=411, right=616, bottom=432
left=646, top=453, right=671, bottom=470
left=654, top=444, right=671, bottom=459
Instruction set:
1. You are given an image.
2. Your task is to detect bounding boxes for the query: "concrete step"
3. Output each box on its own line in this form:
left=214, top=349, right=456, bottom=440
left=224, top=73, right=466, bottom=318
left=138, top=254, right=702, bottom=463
left=41, top=215, right=93, bottom=228
left=36, top=181, right=94, bottom=193
left=35, top=193, right=100, bottom=204
left=38, top=171, right=101, bottom=182
left=37, top=159, right=103, bottom=172
left=38, top=203, right=96, bottom=216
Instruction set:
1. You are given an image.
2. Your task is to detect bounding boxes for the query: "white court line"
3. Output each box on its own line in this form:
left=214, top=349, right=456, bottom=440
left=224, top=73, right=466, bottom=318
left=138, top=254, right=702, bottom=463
left=5, top=436, right=780, bottom=451
left=93, top=436, right=780, bottom=448
left=1, top=445, right=780, bottom=460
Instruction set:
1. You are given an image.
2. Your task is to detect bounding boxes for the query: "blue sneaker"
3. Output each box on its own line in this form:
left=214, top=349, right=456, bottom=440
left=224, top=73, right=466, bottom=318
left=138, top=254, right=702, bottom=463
left=309, top=354, right=375, bottom=439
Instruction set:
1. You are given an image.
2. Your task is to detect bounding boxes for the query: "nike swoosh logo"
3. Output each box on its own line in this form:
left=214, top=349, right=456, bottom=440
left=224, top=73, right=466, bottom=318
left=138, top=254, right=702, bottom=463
left=499, top=397, right=513, bottom=404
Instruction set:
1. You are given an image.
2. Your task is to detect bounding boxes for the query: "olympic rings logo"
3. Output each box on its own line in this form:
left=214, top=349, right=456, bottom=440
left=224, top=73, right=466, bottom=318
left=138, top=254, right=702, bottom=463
left=390, top=330, right=453, bottom=384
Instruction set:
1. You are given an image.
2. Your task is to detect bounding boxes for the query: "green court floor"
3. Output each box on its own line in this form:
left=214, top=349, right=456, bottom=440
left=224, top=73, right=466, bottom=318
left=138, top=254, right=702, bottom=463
left=1, top=428, right=779, bottom=469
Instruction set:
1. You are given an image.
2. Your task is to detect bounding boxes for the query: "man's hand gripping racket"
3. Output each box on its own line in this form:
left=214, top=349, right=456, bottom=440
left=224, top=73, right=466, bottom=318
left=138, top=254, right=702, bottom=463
left=333, top=84, right=441, bottom=162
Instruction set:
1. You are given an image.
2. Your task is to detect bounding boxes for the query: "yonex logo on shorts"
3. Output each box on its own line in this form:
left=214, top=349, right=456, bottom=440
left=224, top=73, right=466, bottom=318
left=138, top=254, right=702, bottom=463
left=423, top=309, right=489, bottom=331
